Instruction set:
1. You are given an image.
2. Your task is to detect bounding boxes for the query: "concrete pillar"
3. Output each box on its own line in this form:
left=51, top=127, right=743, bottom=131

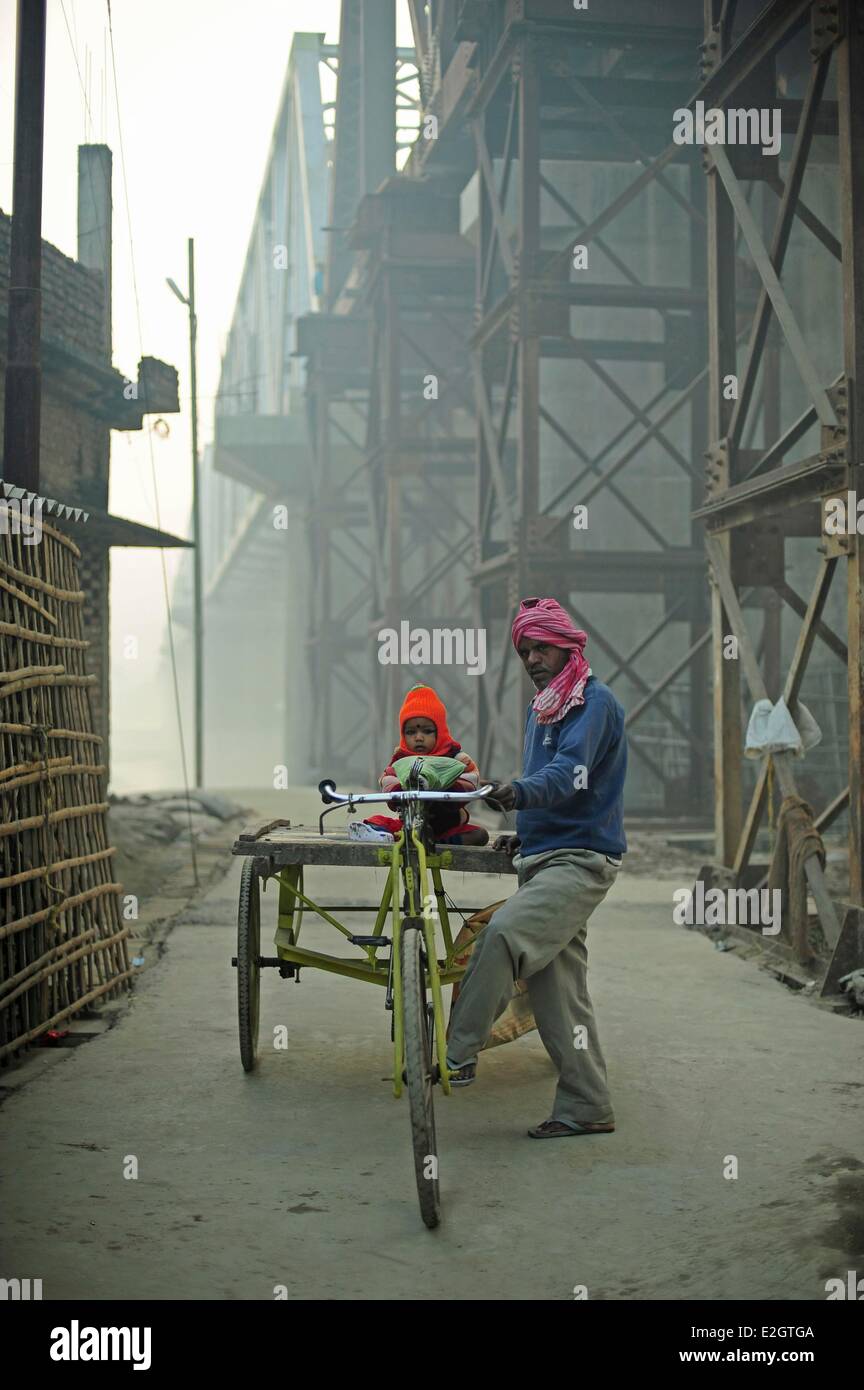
left=77, top=145, right=113, bottom=361
left=360, top=0, right=396, bottom=195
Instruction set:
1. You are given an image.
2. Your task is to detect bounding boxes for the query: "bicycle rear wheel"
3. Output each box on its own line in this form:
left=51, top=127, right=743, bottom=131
left=400, top=919, right=441, bottom=1229
left=236, top=859, right=261, bottom=1073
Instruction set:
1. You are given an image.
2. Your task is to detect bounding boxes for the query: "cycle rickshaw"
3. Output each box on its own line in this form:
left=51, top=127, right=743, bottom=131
left=231, top=771, right=514, bottom=1228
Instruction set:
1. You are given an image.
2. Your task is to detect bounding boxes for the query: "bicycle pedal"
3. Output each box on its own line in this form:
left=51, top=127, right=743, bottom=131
left=401, top=1066, right=442, bottom=1086
left=349, top=934, right=390, bottom=947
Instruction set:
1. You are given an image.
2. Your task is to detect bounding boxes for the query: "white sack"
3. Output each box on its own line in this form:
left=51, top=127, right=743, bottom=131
left=744, top=696, right=822, bottom=758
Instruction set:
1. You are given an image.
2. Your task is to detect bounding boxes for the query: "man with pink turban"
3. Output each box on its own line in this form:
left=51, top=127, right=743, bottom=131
left=446, top=597, right=627, bottom=1138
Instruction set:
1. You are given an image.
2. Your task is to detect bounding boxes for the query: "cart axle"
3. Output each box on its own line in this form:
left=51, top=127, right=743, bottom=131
left=231, top=955, right=293, bottom=974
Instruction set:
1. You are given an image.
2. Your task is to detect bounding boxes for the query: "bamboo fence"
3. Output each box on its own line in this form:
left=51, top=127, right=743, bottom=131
left=0, top=501, right=131, bottom=1063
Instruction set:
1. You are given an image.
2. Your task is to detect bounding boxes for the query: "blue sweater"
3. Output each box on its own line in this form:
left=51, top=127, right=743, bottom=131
left=512, top=677, right=627, bottom=857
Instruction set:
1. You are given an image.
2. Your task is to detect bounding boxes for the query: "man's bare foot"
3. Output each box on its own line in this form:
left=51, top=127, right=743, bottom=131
left=460, top=827, right=489, bottom=846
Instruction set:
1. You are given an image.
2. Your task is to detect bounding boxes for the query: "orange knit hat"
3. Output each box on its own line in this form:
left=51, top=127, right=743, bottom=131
left=398, top=684, right=455, bottom=755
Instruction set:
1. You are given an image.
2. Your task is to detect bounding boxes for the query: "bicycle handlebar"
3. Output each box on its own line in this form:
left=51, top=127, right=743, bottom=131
left=319, top=778, right=498, bottom=807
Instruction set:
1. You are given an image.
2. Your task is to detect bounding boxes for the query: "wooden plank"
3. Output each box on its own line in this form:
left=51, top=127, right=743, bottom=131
left=781, top=557, right=839, bottom=709
left=772, top=756, right=841, bottom=948
left=237, top=818, right=292, bottom=842
left=706, top=540, right=841, bottom=943
left=232, top=827, right=516, bottom=876
left=735, top=560, right=839, bottom=874
left=814, top=786, right=850, bottom=833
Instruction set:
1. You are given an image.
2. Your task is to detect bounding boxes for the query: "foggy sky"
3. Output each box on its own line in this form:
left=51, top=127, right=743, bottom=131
left=0, top=0, right=413, bottom=790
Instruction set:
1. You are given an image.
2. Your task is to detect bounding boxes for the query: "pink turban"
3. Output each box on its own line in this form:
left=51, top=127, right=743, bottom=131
left=511, top=596, right=587, bottom=653
left=511, top=597, right=592, bottom=724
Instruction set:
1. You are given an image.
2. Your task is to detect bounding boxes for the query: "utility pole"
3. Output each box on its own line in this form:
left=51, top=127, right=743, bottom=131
left=3, top=0, right=47, bottom=491
left=167, top=238, right=204, bottom=787
left=188, top=238, right=203, bottom=790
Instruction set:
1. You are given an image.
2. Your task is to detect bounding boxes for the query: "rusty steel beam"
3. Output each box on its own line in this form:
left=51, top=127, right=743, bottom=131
left=696, top=0, right=811, bottom=111
left=704, top=0, right=741, bottom=866
left=466, top=10, right=716, bottom=803
left=711, top=143, right=838, bottom=429
left=728, top=53, right=831, bottom=449
left=693, top=1, right=862, bottom=942
left=837, top=0, right=864, bottom=904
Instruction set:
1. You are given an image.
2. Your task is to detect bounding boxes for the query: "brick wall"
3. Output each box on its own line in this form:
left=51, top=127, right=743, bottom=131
left=0, top=210, right=105, bottom=358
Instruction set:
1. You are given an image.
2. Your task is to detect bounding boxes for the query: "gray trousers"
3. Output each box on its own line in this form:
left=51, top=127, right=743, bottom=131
left=447, top=847, right=618, bottom=1126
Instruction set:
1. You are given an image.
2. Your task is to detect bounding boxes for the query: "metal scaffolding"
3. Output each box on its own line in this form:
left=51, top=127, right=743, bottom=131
left=212, top=0, right=863, bottom=986
left=692, top=0, right=863, bottom=989
left=441, top=1, right=714, bottom=807
left=302, top=0, right=724, bottom=807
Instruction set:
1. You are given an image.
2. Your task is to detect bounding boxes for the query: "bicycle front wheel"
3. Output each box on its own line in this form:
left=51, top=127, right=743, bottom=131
left=400, top=919, right=441, bottom=1229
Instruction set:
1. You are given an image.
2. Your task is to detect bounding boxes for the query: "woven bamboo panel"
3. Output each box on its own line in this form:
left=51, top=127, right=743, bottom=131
left=0, top=502, right=131, bottom=1063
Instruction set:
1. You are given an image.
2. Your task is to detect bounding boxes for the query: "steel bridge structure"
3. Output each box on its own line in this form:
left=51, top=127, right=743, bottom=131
left=205, top=0, right=863, bottom=986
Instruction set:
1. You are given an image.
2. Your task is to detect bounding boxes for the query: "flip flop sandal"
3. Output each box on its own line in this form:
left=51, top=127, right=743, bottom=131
left=527, top=1118, right=615, bottom=1138
left=446, top=1060, right=477, bottom=1087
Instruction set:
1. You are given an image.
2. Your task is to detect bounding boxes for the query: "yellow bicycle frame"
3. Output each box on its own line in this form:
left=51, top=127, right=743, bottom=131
left=269, top=823, right=464, bottom=1099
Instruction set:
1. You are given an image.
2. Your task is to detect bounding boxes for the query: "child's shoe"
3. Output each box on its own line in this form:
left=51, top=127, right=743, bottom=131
left=348, top=821, right=394, bottom=844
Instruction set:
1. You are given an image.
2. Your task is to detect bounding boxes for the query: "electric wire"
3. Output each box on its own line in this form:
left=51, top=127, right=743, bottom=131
left=105, top=0, right=199, bottom=882
left=58, top=0, right=156, bottom=521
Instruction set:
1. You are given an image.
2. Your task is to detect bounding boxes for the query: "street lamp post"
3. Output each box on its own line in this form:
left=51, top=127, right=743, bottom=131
left=167, top=238, right=204, bottom=789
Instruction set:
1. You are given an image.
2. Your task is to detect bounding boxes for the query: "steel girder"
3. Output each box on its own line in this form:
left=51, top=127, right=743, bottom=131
left=697, top=0, right=862, bottom=989
left=461, top=6, right=715, bottom=814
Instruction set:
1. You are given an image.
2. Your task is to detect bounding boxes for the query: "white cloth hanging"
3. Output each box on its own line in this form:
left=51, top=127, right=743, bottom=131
left=744, top=696, right=822, bottom=758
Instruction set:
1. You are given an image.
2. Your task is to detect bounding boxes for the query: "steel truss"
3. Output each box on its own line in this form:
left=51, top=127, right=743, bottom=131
left=298, top=312, right=374, bottom=782
left=354, top=179, right=478, bottom=780
left=296, top=0, right=864, bottom=985
left=444, top=1, right=717, bottom=811
left=690, top=0, right=863, bottom=989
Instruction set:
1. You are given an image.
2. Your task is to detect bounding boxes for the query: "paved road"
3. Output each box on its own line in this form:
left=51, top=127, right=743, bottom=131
left=2, top=801, right=861, bottom=1301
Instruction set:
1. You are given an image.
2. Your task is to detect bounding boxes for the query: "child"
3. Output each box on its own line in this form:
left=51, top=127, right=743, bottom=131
left=354, top=684, right=489, bottom=846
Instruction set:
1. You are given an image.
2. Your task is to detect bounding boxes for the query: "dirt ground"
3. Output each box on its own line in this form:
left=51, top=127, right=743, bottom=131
left=1, top=788, right=861, bottom=1301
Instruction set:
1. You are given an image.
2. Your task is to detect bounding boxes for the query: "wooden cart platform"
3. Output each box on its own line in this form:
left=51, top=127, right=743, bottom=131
left=232, top=819, right=516, bottom=875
